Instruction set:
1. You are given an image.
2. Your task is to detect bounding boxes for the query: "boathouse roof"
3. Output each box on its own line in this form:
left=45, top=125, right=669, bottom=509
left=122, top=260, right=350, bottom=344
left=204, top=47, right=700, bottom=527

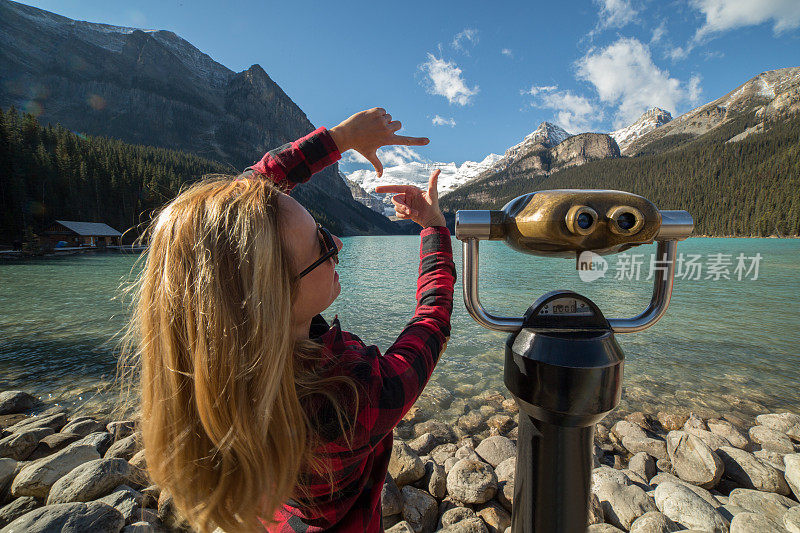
left=54, top=220, right=122, bottom=237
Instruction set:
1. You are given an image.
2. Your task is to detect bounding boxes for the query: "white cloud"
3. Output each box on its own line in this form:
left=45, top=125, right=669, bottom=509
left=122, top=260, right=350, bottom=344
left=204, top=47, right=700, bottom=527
left=342, top=151, right=369, bottom=164
left=420, top=53, right=479, bottom=106
left=452, top=28, right=479, bottom=50
left=525, top=85, right=598, bottom=132
left=650, top=22, right=667, bottom=43
left=432, top=115, right=457, bottom=127
left=688, top=74, right=703, bottom=103
left=595, top=0, right=638, bottom=28
left=501, top=48, right=513, bottom=57
left=521, top=84, right=557, bottom=96
left=576, top=37, right=702, bottom=128
left=667, top=45, right=691, bottom=61
left=692, top=0, right=800, bottom=39
left=377, top=146, right=425, bottom=167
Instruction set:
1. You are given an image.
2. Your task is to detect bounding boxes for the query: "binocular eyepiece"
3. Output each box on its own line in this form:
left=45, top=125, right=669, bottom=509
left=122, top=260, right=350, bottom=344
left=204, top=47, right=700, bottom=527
left=456, top=189, right=692, bottom=258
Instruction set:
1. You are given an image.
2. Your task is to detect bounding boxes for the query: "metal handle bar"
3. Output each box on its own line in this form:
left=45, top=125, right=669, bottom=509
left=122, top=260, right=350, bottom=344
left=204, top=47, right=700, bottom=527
left=459, top=209, right=692, bottom=334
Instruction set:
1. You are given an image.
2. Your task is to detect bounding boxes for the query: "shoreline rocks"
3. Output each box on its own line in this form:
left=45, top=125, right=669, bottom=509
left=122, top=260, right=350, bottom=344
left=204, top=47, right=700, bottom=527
left=0, top=389, right=798, bottom=533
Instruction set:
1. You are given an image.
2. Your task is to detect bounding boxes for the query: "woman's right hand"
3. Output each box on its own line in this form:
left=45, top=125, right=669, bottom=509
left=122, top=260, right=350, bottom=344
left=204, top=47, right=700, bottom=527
left=374, top=169, right=446, bottom=228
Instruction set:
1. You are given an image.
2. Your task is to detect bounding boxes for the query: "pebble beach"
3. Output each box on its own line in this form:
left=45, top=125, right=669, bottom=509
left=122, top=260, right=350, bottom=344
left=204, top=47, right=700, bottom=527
left=0, top=389, right=798, bottom=533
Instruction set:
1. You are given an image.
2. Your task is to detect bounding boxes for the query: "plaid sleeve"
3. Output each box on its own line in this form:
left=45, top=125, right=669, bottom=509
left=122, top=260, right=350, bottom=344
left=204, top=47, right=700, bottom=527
left=246, top=127, right=341, bottom=192
left=360, top=226, right=456, bottom=444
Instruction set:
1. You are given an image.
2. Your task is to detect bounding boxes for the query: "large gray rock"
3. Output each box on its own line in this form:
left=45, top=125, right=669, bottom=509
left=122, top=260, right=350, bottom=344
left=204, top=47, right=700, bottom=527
left=104, top=434, right=139, bottom=461
left=386, top=521, right=415, bottom=533
left=649, top=472, right=720, bottom=508
left=27, top=432, right=83, bottom=461
left=446, top=459, right=497, bottom=504
left=430, top=443, right=458, bottom=465
left=389, top=442, right=425, bottom=486
left=629, top=511, right=681, bottom=533
left=474, top=436, right=516, bottom=467
left=749, top=425, right=796, bottom=453
left=665, top=430, right=723, bottom=488
left=728, top=488, right=797, bottom=526
left=60, top=417, right=106, bottom=438
left=685, top=427, right=732, bottom=451
left=729, top=512, right=784, bottom=533
left=0, top=427, right=54, bottom=460
left=11, top=444, right=100, bottom=499
left=622, top=436, right=668, bottom=461
left=408, top=433, right=437, bottom=456
left=717, top=446, right=791, bottom=495
left=5, top=413, right=67, bottom=435
left=476, top=500, right=510, bottom=533
left=612, top=420, right=647, bottom=440
left=629, top=452, right=657, bottom=482
left=753, top=449, right=786, bottom=472
left=439, top=506, right=475, bottom=528
left=400, top=486, right=437, bottom=533
left=413, top=460, right=445, bottom=499
left=495, top=457, right=514, bottom=511
left=0, top=392, right=40, bottom=415
left=438, top=517, right=488, bottom=533
left=756, top=412, right=800, bottom=438
left=0, top=460, right=17, bottom=491
left=382, top=473, right=403, bottom=517
left=586, top=524, right=625, bottom=532
left=0, top=501, right=124, bottom=533
left=106, top=422, right=136, bottom=441
left=46, top=458, right=131, bottom=504
left=785, top=453, right=800, bottom=499
left=97, top=485, right=144, bottom=524
left=592, top=466, right=633, bottom=489
left=784, top=505, right=800, bottom=533
left=707, top=419, right=749, bottom=449
left=0, top=496, right=39, bottom=528
left=594, top=479, right=657, bottom=530
left=653, top=482, right=729, bottom=532
left=71, top=432, right=114, bottom=456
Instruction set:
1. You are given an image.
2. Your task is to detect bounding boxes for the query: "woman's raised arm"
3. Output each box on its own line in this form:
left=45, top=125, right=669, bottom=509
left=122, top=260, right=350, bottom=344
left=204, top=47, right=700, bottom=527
left=246, top=107, right=429, bottom=192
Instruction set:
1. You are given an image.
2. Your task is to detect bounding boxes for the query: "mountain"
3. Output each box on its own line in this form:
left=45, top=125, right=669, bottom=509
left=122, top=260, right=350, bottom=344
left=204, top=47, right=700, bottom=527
left=624, top=66, right=800, bottom=156
left=0, top=0, right=396, bottom=236
left=345, top=153, right=503, bottom=214
left=611, top=108, right=672, bottom=153
left=503, top=121, right=572, bottom=161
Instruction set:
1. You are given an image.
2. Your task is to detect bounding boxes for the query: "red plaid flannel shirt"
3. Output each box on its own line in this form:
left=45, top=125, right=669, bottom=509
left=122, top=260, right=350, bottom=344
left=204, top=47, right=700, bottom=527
left=247, top=127, right=456, bottom=532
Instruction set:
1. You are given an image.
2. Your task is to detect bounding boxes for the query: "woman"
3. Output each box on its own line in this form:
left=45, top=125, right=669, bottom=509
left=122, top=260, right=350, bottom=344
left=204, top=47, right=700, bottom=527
left=128, top=108, right=456, bottom=532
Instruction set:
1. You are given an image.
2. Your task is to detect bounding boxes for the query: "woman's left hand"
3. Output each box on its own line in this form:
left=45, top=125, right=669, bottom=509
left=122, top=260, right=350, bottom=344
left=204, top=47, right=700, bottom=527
left=329, top=108, right=429, bottom=177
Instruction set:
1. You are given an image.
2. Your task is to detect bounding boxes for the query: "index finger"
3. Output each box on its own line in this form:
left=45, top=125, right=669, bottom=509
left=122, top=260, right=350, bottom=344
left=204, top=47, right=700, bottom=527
left=374, top=184, right=421, bottom=194
left=391, top=134, right=430, bottom=146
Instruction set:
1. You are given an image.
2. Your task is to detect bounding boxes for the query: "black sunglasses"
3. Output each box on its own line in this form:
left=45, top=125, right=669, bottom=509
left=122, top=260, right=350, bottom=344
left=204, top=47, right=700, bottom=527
left=295, top=224, right=339, bottom=280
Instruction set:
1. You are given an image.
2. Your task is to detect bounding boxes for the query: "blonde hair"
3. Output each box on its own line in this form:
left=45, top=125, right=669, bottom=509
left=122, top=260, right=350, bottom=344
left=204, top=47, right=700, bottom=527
left=120, top=177, right=356, bottom=532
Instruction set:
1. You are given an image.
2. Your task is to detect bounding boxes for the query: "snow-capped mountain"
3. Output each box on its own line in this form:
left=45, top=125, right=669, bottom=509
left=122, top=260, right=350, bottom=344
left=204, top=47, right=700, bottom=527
left=503, top=122, right=571, bottom=163
left=611, top=108, right=673, bottom=153
left=345, top=153, right=503, bottom=215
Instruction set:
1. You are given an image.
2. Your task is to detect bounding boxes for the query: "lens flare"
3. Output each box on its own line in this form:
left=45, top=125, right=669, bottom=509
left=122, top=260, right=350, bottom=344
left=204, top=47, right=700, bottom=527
left=87, top=94, right=106, bottom=111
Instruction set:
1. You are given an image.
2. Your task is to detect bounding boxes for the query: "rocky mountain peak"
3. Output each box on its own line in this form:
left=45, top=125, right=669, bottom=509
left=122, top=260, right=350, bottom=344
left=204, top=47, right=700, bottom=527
left=611, top=108, right=673, bottom=153
left=524, top=122, right=572, bottom=148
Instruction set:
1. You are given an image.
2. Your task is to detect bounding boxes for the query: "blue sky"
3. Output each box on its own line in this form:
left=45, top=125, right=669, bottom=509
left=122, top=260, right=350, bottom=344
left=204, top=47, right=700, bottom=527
left=19, top=0, right=800, bottom=170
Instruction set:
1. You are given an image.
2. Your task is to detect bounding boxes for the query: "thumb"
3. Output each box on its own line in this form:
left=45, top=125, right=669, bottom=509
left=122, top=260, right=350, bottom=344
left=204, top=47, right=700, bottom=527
left=365, top=151, right=383, bottom=178
left=427, top=169, right=441, bottom=202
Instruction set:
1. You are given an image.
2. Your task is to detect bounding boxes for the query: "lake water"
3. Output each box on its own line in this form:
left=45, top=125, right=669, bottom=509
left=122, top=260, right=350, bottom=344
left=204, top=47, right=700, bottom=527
left=0, top=237, right=798, bottom=427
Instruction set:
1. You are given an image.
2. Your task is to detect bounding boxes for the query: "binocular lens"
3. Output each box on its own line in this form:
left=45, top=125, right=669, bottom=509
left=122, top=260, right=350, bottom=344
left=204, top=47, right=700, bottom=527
left=616, top=212, right=636, bottom=230
left=577, top=212, right=594, bottom=230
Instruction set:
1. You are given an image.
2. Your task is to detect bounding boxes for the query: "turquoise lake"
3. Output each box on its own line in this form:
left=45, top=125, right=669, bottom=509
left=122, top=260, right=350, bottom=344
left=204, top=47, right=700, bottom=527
left=0, top=237, right=798, bottom=425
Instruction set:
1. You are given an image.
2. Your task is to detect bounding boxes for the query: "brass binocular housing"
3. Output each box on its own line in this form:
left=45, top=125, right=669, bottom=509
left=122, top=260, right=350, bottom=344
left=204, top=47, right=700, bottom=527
left=455, top=189, right=693, bottom=257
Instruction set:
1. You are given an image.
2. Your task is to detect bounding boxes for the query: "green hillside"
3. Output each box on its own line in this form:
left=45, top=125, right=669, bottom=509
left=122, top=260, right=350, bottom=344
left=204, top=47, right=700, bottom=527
left=441, top=113, right=800, bottom=237
left=0, top=108, right=396, bottom=243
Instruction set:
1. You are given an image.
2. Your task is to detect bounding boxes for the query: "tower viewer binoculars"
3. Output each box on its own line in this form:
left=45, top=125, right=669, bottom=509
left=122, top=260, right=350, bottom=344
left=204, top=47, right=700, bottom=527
left=455, top=189, right=693, bottom=533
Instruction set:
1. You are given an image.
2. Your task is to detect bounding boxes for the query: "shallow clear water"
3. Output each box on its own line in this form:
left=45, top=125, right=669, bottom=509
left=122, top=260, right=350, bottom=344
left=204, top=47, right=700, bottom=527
left=0, top=237, right=798, bottom=425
